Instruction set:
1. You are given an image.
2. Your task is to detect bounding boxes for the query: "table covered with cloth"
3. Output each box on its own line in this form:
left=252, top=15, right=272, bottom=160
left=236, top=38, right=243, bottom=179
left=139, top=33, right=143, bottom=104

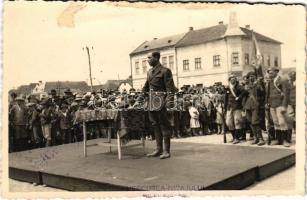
left=74, top=109, right=146, bottom=138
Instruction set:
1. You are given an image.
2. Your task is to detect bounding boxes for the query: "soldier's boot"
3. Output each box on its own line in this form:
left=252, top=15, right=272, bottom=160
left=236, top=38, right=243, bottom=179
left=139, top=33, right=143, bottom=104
left=160, top=137, right=171, bottom=159
left=288, top=129, right=293, bottom=143
left=276, top=130, right=283, bottom=145
left=45, top=139, right=52, bottom=147
left=283, top=130, right=291, bottom=147
left=271, top=129, right=279, bottom=145
left=147, top=127, right=163, bottom=157
left=249, top=131, right=254, bottom=141
left=250, top=126, right=258, bottom=145
left=160, top=127, right=171, bottom=159
left=240, top=129, right=247, bottom=142
left=256, top=127, right=265, bottom=146
left=229, top=130, right=235, bottom=143
left=232, top=129, right=240, bottom=144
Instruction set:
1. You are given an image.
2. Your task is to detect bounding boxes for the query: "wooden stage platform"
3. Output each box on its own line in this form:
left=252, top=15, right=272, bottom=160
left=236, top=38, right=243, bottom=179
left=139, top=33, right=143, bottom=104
left=9, top=138, right=295, bottom=191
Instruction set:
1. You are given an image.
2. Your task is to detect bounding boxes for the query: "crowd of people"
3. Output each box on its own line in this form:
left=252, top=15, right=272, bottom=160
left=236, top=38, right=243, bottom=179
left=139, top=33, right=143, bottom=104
left=9, top=66, right=296, bottom=153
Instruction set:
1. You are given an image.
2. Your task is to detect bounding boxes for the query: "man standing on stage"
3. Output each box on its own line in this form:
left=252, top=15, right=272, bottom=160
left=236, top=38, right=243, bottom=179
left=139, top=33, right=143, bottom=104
left=265, top=67, right=289, bottom=147
left=224, top=74, right=246, bottom=144
left=143, top=51, right=176, bottom=159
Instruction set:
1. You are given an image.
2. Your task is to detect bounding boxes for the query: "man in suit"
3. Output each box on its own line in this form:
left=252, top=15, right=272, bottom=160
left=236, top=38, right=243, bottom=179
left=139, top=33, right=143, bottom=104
left=143, top=51, right=176, bottom=159
left=265, top=67, right=290, bottom=147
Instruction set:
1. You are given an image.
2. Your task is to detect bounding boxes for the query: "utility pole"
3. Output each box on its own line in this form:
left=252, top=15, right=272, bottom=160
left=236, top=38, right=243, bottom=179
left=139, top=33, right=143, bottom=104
left=83, top=46, right=93, bottom=92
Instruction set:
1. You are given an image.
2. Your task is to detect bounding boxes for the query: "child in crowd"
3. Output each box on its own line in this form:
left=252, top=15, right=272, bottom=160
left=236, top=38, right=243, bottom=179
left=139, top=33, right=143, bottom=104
left=188, top=101, right=200, bottom=136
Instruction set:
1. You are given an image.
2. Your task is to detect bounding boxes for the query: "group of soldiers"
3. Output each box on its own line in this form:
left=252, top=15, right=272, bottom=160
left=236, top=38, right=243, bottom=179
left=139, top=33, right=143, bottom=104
left=8, top=66, right=296, bottom=154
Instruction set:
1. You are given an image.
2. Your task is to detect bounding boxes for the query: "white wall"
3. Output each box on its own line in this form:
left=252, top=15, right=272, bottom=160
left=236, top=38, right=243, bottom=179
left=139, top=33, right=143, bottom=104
left=130, top=48, right=177, bottom=89
left=176, top=39, right=230, bottom=87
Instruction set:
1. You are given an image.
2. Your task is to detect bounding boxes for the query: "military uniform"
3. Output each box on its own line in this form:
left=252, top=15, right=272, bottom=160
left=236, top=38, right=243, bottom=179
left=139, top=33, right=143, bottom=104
left=143, top=62, right=176, bottom=159
left=243, top=71, right=265, bottom=145
left=286, top=71, right=296, bottom=144
left=224, top=76, right=247, bottom=144
left=265, top=68, right=290, bottom=146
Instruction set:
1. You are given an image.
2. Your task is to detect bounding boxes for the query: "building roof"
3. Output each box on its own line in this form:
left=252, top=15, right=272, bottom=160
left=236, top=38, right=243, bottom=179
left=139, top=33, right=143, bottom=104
left=44, top=81, right=89, bottom=94
left=130, top=24, right=282, bottom=55
left=176, top=24, right=282, bottom=48
left=130, top=33, right=187, bottom=56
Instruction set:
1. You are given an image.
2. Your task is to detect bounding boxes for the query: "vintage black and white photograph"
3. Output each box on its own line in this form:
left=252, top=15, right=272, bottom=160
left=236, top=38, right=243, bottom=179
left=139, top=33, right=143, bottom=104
left=2, top=1, right=305, bottom=197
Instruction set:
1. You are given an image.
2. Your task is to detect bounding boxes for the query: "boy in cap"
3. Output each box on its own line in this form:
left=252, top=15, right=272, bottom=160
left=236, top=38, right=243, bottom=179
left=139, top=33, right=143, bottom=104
left=40, top=98, right=55, bottom=147
left=9, top=96, right=29, bottom=151
left=224, top=74, right=247, bottom=144
left=27, top=102, right=42, bottom=148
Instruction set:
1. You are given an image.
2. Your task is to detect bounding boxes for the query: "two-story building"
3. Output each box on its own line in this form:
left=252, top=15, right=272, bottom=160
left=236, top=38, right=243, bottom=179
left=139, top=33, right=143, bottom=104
left=130, top=18, right=282, bottom=89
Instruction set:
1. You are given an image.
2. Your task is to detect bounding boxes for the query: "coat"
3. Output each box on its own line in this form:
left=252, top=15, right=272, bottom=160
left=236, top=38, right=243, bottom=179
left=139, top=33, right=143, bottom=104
left=224, top=83, right=247, bottom=111
left=265, top=76, right=289, bottom=108
left=142, top=63, right=176, bottom=111
left=288, top=80, right=296, bottom=106
left=10, top=104, right=28, bottom=126
left=243, top=81, right=265, bottom=111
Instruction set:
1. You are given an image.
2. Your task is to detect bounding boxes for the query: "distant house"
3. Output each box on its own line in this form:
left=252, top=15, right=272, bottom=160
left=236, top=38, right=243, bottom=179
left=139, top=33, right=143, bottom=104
left=130, top=13, right=282, bottom=89
left=118, top=81, right=132, bottom=93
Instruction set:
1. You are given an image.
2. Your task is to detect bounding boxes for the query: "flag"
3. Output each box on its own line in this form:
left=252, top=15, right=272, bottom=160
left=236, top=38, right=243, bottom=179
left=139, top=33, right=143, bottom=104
left=251, top=30, right=263, bottom=67
left=251, top=30, right=264, bottom=77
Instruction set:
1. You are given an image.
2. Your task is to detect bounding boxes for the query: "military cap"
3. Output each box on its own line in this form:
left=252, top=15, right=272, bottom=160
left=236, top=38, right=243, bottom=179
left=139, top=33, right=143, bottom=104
left=26, top=102, right=36, bottom=107
left=15, top=96, right=25, bottom=101
left=64, top=88, right=72, bottom=94
left=228, top=74, right=237, bottom=81
left=288, top=71, right=296, bottom=76
left=266, top=66, right=279, bottom=73
left=246, top=71, right=256, bottom=79
left=151, top=51, right=160, bottom=59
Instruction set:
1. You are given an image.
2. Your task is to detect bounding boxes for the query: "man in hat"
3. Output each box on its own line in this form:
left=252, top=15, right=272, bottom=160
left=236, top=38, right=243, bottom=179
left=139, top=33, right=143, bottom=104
left=143, top=51, right=176, bottom=159
left=9, top=96, right=29, bottom=151
left=285, top=70, right=296, bottom=146
left=63, top=88, right=74, bottom=105
left=224, top=74, right=247, bottom=144
left=27, top=102, right=42, bottom=148
left=265, top=67, right=290, bottom=147
left=40, top=98, right=55, bottom=147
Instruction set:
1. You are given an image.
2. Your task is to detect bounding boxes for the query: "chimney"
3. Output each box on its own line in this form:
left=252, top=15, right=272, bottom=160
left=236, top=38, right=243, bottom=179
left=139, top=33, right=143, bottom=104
left=245, top=25, right=250, bottom=29
left=218, top=21, right=223, bottom=25
left=223, top=12, right=245, bottom=37
left=189, top=27, right=194, bottom=31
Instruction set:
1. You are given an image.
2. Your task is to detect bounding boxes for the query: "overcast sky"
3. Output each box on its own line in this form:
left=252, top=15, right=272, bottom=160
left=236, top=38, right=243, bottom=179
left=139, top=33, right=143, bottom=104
left=4, top=2, right=305, bottom=89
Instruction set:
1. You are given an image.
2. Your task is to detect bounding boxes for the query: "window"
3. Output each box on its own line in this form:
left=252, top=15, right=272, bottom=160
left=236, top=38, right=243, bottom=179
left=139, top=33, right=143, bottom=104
left=169, top=56, right=174, bottom=69
left=232, top=52, right=239, bottom=65
left=267, top=55, right=271, bottom=67
left=244, top=53, right=249, bottom=65
left=142, top=60, right=147, bottom=74
left=261, top=55, right=264, bottom=65
left=274, top=57, right=278, bottom=67
left=162, top=56, right=167, bottom=67
left=213, top=55, right=221, bottom=67
left=195, top=58, right=202, bottom=70
left=135, top=61, right=139, bottom=75
left=183, top=59, right=189, bottom=71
